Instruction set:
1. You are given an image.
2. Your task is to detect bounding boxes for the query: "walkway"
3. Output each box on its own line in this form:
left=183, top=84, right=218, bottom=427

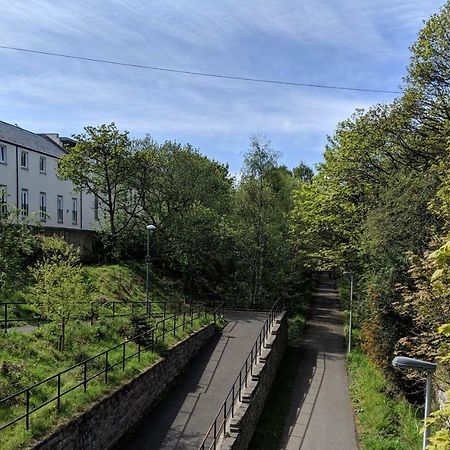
left=280, top=274, right=359, bottom=450
left=119, top=310, right=268, bottom=450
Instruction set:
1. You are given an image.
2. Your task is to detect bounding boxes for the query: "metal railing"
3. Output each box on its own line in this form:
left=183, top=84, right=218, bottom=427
left=1, top=300, right=183, bottom=331
left=199, top=300, right=284, bottom=450
left=0, top=302, right=223, bottom=432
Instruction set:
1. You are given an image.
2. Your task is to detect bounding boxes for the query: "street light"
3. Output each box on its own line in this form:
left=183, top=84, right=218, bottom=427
left=392, top=356, right=437, bottom=450
left=343, top=271, right=353, bottom=353
left=145, top=224, right=156, bottom=315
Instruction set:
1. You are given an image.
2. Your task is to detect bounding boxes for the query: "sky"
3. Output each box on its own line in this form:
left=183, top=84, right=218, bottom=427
left=0, top=0, right=445, bottom=174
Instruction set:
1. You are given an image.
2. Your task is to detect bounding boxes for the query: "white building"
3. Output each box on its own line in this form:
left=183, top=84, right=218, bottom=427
left=0, top=120, right=97, bottom=232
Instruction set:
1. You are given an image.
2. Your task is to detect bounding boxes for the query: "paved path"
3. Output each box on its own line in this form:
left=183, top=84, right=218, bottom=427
left=119, top=310, right=268, bottom=450
left=280, top=274, right=359, bottom=450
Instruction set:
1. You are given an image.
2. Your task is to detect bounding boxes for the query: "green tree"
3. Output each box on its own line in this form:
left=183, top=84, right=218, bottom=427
left=58, top=123, right=139, bottom=255
left=28, top=237, right=87, bottom=351
left=0, top=209, right=36, bottom=299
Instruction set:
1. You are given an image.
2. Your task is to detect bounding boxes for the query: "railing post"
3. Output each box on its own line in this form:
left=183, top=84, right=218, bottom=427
left=26, top=389, right=30, bottom=430
left=138, top=342, right=141, bottom=362
left=84, top=361, right=87, bottom=391
left=214, top=420, right=217, bottom=450
left=173, top=314, right=177, bottom=337
left=224, top=399, right=227, bottom=436
left=183, top=311, right=186, bottom=331
left=57, top=373, right=61, bottom=411
left=232, top=385, right=235, bottom=418
left=239, top=371, right=242, bottom=401
left=162, top=319, right=166, bottom=342
left=105, top=351, right=109, bottom=383
left=122, top=342, right=126, bottom=370
left=4, top=303, right=7, bottom=333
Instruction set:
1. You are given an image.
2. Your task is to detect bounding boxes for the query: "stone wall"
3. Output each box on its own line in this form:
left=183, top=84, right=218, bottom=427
left=40, top=227, right=100, bottom=261
left=33, top=324, right=216, bottom=450
left=220, top=313, right=288, bottom=450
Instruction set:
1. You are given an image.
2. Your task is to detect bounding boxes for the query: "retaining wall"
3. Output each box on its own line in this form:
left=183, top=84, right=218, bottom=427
left=220, top=313, right=288, bottom=450
left=33, top=323, right=216, bottom=450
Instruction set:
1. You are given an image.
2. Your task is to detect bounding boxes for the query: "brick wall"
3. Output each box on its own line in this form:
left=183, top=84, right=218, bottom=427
left=220, top=313, right=288, bottom=450
left=33, top=324, right=216, bottom=450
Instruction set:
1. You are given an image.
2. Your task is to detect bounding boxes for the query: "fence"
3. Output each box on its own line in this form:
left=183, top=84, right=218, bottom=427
left=198, top=299, right=284, bottom=450
left=1, top=300, right=184, bottom=332
left=0, top=302, right=223, bottom=433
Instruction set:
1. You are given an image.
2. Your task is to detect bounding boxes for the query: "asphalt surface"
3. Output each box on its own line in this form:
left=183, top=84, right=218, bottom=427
left=119, top=310, right=268, bottom=450
left=280, top=274, right=359, bottom=450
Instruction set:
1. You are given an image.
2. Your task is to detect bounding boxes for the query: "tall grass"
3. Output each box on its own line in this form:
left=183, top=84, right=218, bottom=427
left=348, top=348, right=422, bottom=450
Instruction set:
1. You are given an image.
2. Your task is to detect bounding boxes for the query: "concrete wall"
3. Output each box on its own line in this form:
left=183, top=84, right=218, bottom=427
left=33, top=323, right=217, bottom=450
left=220, top=313, right=288, bottom=450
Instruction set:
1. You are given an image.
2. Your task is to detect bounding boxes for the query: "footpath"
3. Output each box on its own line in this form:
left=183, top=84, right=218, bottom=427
left=280, top=273, right=359, bottom=450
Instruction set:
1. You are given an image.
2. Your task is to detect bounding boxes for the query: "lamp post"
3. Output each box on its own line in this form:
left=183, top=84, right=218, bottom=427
left=145, top=224, right=156, bottom=315
left=392, top=356, right=437, bottom=450
left=343, top=271, right=353, bottom=353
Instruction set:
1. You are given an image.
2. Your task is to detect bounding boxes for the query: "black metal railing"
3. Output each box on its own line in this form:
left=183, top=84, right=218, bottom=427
left=0, top=302, right=223, bottom=432
left=1, top=300, right=184, bottom=331
left=198, top=300, right=284, bottom=450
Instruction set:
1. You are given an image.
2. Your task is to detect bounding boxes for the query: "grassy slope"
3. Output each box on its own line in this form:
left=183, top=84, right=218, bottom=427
left=348, top=348, right=422, bottom=450
left=0, top=263, right=210, bottom=450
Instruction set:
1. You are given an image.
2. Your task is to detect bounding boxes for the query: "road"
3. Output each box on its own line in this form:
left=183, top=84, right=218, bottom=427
left=280, top=273, right=359, bottom=450
left=118, top=310, right=268, bottom=450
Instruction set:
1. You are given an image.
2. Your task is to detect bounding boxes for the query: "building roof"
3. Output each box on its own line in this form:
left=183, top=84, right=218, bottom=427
left=0, top=120, right=68, bottom=157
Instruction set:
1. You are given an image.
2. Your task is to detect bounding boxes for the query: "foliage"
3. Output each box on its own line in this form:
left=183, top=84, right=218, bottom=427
left=58, top=123, right=138, bottom=256
left=27, top=237, right=88, bottom=351
left=348, top=347, right=422, bottom=450
left=0, top=210, right=37, bottom=298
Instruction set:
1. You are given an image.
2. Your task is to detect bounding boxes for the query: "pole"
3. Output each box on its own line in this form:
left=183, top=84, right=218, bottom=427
left=145, top=228, right=151, bottom=316
left=423, top=371, right=433, bottom=450
left=347, top=273, right=353, bottom=354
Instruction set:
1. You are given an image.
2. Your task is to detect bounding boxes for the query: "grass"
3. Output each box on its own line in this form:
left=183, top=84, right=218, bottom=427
left=0, top=312, right=213, bottom=450
left=347, top=347, right=423, bottom=450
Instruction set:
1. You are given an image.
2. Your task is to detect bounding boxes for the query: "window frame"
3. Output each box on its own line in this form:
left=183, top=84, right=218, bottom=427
left=0, top=185, right=7, bottom=215
left=72, top=197, right=78, bottom=225
left=57, top=195, right=64, bottom=224
left=0, top=145, right=7, bottom=165
left=20, top=150, right=28, bottom=170
left=39, top=156, right=46, bottom=174
left=39, top=192, right=47, bottom=221
left=21, top=188, right=29, bottom=217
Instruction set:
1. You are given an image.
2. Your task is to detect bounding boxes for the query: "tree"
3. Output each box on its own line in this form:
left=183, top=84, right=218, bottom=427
left=0, top=209, right=36, bottom=299
left=58, top=123, right=139, bottom=255
left=292, top=162, right=314, bottom=183
left=27, top=237, right=87, bottom=351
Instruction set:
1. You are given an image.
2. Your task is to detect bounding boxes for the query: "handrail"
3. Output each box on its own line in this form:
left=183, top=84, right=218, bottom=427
left=198, top=299, right=284, bottom=450
left=0, top=301, right=223, bottom=432
left=1, top=300, right=184, bottom=331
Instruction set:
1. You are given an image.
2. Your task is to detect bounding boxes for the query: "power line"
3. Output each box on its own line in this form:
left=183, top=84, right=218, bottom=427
left=0, top=44, right=401, bottom=94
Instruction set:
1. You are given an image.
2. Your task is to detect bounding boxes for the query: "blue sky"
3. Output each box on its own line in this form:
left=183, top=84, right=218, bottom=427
left=0, top=1, right=445, bottom=173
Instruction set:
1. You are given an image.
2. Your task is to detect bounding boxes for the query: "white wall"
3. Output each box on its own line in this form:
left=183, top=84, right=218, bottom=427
left=0, top=140, right=98, bottom=231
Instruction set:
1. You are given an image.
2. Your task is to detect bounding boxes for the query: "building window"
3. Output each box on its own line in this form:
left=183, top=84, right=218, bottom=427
left=72, top=198, right=78, bottom=224
left=40, top=192, right=47, bottom=221
left=21, top=189, right=29, bottom=217
left=57, top=195, right=64, bottom=223
left=39, top=156, right=46, bottom=174
left=94, top=195, right=99, bottom=220
left=0, top=145, right=6, bottom=164
left=0, top=185, right=7, bottom=215
left=20, top=150, right=28, bottom=169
